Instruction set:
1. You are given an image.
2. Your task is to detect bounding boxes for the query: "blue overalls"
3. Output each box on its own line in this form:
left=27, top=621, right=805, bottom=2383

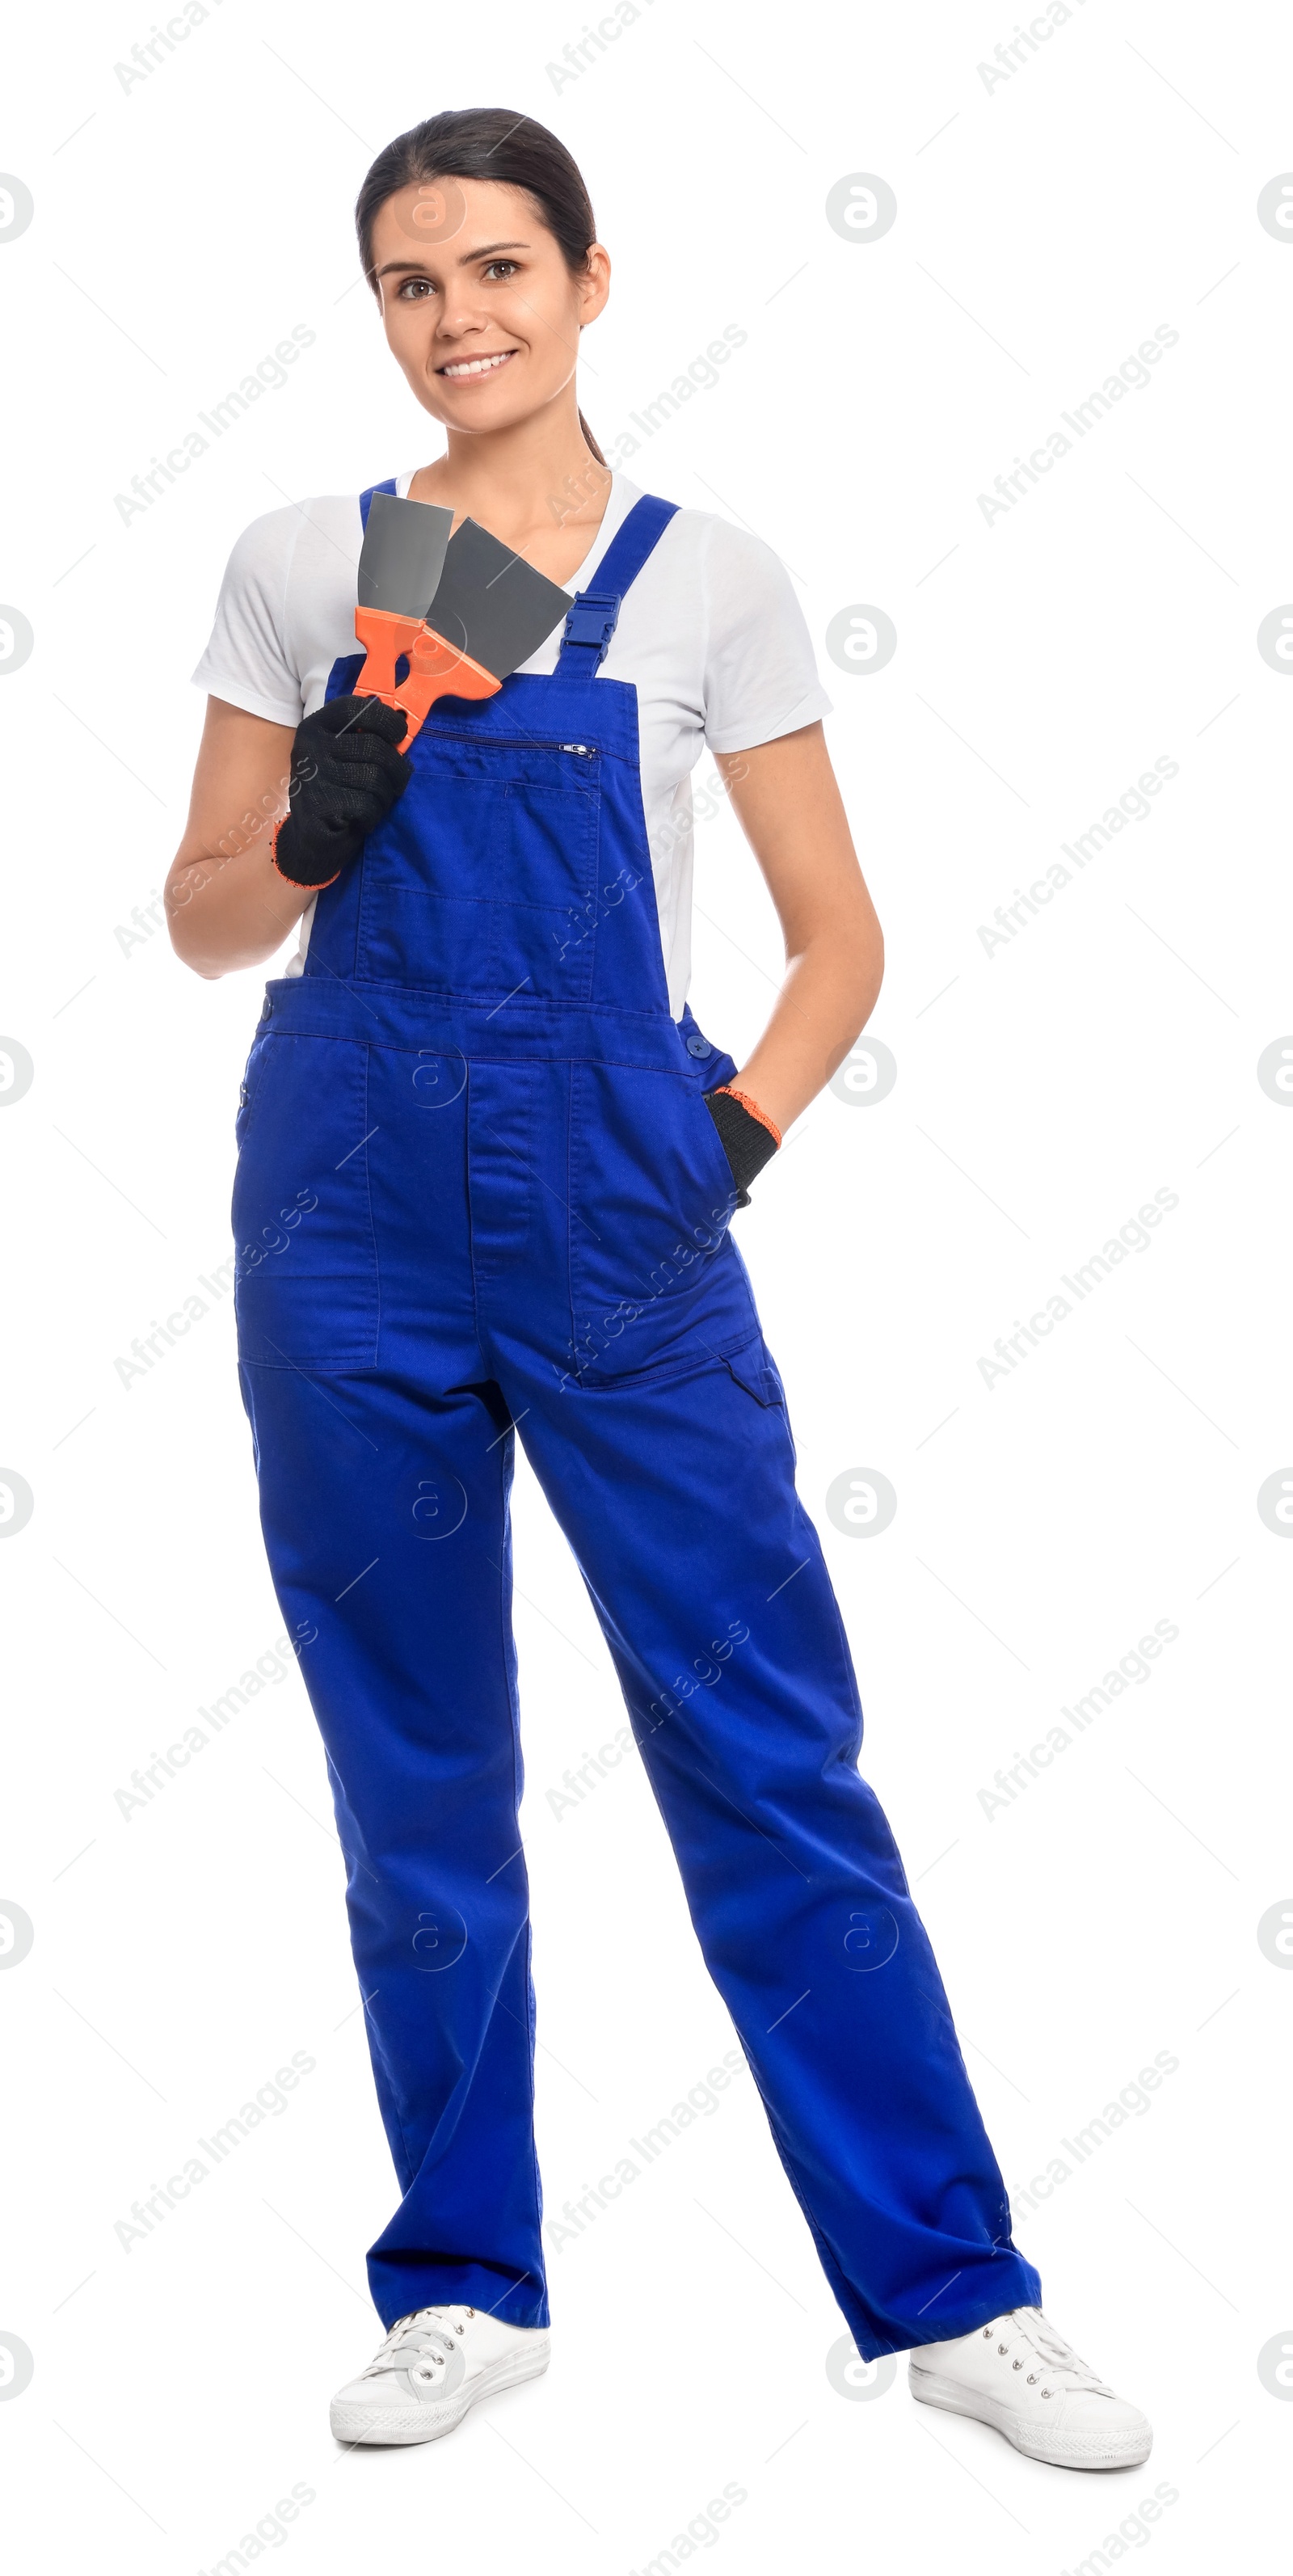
left=233, top=487, right=1041, bottom=2356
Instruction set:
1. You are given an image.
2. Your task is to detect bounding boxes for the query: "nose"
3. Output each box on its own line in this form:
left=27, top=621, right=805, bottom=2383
left=436, top=305, right=491, bottom=352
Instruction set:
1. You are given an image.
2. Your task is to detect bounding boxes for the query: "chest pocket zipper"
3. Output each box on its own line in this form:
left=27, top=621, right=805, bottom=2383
left=413, top=727, right=600, bottom=761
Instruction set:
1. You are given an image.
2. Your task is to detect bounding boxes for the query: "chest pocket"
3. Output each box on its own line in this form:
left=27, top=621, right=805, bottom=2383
left=355, top=739, right=602, bottom=1001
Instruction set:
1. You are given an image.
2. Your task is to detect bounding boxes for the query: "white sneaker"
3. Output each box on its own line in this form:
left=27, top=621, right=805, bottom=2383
left=908, top=2307, right=1152, bottom=2470
left=330, top=2304, right=550, bottom=2447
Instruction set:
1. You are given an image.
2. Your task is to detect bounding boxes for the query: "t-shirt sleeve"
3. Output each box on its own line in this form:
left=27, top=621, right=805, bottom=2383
left=190, top=507, right=305, bottom=727
left=699, top=515, right=832, bottom=753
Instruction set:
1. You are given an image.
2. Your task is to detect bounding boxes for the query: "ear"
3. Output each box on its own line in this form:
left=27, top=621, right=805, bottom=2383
left=577, top=243, right=612, bottom=327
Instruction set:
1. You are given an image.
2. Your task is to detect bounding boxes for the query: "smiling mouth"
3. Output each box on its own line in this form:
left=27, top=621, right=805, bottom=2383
left=438, top=349, right=519, bottom=380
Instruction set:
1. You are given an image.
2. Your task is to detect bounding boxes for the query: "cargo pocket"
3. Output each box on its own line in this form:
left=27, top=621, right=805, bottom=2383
left=723, top=1334, right=798, bottom=1467
left=723, top=1337, right=785, bottom=1407
left=231, top=1033, right=379, bottom=1370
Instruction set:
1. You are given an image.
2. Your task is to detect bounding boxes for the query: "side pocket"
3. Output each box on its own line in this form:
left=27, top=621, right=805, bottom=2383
left=232, top=1033, right=379, bottom=1370
left=234, top=1031, right=267, bottom=1149
left=693, top=1081, right=743, bottom=1217
left=566, top=1061, right=755, bottom=1383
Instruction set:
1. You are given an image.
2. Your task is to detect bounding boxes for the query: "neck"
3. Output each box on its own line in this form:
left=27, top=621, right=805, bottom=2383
left=411, top=390, right=611, bottom=552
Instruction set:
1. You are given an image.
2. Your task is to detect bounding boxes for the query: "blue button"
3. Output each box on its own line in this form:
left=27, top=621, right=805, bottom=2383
left=686, top=1035, right=712, bottom=1059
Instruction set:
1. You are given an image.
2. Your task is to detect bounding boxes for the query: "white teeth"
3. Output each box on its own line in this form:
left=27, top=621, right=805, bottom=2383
left=441, top=352, right=515, bottom=378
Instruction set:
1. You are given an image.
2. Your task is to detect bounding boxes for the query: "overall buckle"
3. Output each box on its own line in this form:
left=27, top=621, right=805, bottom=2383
left=561, top=592, right=622, bottom=664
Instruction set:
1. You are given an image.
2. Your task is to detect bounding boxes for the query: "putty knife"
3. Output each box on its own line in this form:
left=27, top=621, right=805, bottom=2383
left=353, top=491, right=454, bottom=726
left=386, top=521, right=573, bottom=740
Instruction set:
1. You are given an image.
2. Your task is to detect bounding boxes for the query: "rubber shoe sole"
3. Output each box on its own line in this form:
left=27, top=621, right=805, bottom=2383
left=908, top=2362, right=1152, bottom=2470
left=331, top=2337, right=550, bottom=2447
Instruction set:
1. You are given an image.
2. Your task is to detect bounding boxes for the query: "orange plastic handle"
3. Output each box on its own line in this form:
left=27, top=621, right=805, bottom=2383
left=353, top=605, right=426, bottom=700
left=354, top=606, right=499, bottom=744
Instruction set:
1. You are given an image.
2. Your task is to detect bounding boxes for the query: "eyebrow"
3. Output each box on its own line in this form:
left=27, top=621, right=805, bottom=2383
left=375, top=240, right=531, bottom=279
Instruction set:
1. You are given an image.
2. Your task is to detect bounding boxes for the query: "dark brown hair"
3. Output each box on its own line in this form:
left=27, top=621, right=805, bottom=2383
left=356, top=109, right=606, bottom=466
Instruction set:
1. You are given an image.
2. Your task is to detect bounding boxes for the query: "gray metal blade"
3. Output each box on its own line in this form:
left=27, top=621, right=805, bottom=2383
left=424, top=520, right=572, bottom=678
left=357, top=492, right=454, bottom=617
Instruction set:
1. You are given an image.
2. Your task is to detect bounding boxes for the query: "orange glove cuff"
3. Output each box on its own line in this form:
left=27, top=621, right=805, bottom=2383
left=714, top=1085, right=782, bottom=1149
left=271, top=813, right=341, bottom=892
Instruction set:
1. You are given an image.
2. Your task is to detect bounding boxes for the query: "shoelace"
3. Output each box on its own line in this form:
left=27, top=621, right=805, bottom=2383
left=983, top=2308, right=1113, bottom=2400
left=363, top=2304, right=475, bottom=2380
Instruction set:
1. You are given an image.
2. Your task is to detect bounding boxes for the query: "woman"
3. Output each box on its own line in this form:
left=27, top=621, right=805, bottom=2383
left=168, top=109, right=1148, bottom=2469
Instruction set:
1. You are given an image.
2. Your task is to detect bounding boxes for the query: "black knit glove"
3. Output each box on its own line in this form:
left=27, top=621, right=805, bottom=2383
left=272, top=696, right=413, bottom=888
left=704, top=1085, right=781, bottom=1208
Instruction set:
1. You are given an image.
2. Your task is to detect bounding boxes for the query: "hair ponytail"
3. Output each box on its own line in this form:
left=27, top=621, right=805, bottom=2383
left=356, top=109, right=607, bottom=468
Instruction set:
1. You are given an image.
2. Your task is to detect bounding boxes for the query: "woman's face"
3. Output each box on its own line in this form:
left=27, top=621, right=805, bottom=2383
left=370, top=175, right=609, bottom=436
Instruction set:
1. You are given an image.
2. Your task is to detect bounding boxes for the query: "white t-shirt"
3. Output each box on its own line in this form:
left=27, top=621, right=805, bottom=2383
left=192, top=471, right=831, bottom=1016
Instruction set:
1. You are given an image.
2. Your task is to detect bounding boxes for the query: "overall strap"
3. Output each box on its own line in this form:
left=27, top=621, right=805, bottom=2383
left=557, top=494, right=680, bottom=675
left=359, top=477, right=398, bottom=530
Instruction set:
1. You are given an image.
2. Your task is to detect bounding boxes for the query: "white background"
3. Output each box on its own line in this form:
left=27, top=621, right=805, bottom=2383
left=2, top=2, right=1290, bottom=2569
